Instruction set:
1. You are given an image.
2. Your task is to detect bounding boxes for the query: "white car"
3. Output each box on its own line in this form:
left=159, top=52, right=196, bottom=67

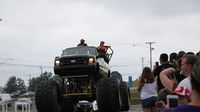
left=15, top=98, right=32, bottom=110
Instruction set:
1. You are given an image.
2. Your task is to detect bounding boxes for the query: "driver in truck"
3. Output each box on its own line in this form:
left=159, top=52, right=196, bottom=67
left=77, top=39, right=88, bottom=47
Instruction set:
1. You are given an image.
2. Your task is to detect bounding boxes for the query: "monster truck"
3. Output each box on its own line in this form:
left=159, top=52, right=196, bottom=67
left=35, top=46, right=130, bottom=112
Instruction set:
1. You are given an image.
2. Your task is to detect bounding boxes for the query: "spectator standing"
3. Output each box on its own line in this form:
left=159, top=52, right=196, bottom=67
left=137, top=67, right=157, bottom=112
left=164, top=60, right=200, bottom=112
left=177, top=55, right=198, bottom=92
left=169, top=52, right=178, bottom=69
left=154, top=53, right=172, bottom=92
left=196, top=51, right=200, bottom=58
left=160, top=86, right=191, bottom=112
left=173, top=51, right=186, bottom=83
left=176, top=51, right=186, bottom=69
left=160, top=67, right=177, bottom=91
left=77, top=39, right=87, bottom=46
left=160, top=54, right=198, bottom=92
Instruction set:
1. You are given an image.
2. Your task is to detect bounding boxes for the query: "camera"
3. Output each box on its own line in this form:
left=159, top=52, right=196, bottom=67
left=167, top=95, right=179, bottom=108
left=155, top=62, right=159, bottom=67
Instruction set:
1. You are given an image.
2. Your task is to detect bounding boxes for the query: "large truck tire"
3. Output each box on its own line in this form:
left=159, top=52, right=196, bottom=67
left=61, top=100, right=74, bottom=112
left=96, top=77, right=121, bottom=112
left=120, top=81, right=131, bottom=111
left=35, top=80, right=62, bottom=112
left=111, top=71, right=123, bottom=83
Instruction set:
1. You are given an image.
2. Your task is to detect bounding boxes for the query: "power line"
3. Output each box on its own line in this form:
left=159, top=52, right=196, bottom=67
left=3, top=63, right=52, bottom=68
left=0, top=18, right=64, bottom=41
left=0, top=40, right=53, bottom=57
left=0, top=58, right=13, bottom=65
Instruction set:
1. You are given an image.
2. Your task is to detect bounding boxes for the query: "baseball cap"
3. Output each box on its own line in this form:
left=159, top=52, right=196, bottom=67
left=172, top=86, right=190, bottom=97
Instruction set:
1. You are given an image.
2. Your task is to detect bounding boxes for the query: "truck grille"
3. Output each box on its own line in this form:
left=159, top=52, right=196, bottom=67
left=62, top=57, right=87, bottom=65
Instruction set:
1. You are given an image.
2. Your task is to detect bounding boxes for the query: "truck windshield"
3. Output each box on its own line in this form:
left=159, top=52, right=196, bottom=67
left=62, top=47, right=97, bottom=56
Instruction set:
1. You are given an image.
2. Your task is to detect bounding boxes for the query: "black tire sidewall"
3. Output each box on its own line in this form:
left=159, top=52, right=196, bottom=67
left=96, top=77, right=121, bottom=112
left=120, top=81, right=131, bottom=111
left=35, top=80, right=61, bottom=112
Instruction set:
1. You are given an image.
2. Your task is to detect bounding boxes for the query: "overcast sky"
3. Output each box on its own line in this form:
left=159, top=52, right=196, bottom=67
left=0, top=0, right=200, bottom=86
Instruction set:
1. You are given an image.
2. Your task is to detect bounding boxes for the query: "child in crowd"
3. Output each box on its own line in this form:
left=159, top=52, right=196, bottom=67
left=137, top=67, right=157, bottom=112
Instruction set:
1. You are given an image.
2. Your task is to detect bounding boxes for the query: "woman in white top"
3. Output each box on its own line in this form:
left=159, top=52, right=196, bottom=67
left=137, top=67, right=158, bottom=112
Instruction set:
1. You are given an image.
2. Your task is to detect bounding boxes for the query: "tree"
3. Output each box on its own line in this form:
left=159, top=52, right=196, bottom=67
left=28, top=71, right=52, bottom=92
left=40, top=71, right=52, bottom=81
left=4, top=76, right=26, bottom=94
left=28, top=77, right=40, bottom=92
left=17, top=78, right=26, bottom=94
left=4, top=76, right=18, bottom=94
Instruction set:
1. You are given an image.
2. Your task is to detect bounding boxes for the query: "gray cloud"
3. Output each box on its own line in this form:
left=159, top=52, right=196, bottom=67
left=0, top=0, right=200, bottom=86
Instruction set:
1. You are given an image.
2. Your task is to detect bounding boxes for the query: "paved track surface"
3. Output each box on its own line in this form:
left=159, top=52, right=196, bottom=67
left=0, top=100, right=142, bottom=112
left=129, top=104, right=142, bottom=112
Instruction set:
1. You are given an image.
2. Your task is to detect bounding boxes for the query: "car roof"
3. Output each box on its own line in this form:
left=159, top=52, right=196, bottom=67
left=18, top=98, right=31, bottom=100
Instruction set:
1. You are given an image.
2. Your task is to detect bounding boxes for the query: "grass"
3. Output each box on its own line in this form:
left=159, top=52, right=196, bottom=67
left=130, top=90, right=141, bottom=105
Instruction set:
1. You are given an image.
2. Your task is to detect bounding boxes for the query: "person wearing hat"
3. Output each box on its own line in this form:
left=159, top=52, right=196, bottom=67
left=158, top=86, right=191, bottom=112
left=77, top=39, right=87, bottom=46
left=161, top=60, right=200, bottom=112
left=172, top=60, right=200, bottom=112
left=172, top=86, right=190, bottom=105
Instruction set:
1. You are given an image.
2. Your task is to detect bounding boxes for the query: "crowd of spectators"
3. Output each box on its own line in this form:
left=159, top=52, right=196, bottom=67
left=137, top=50, right=200, bottom=112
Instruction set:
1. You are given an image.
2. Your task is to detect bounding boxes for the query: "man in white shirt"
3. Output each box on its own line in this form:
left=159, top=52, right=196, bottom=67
left=176, top=55, right=198, bottom=92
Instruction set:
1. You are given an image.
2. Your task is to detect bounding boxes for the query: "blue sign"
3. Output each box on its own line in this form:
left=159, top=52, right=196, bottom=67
left=128, top=76, right=132, bottom=87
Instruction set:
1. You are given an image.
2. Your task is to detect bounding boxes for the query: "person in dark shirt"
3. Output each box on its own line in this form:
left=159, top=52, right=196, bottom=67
left=153, top=53, right=172, bottom=92
left=196, top=51, right=200, bottom=58
left=77, top=39, right=87, bottom=46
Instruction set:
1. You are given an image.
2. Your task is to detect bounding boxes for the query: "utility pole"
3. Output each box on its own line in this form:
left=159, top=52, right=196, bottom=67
left=39, top=66, right=43, bottom=75
left=145, top=42, right=155, bottom=69
left=29, top=74, right=32, bottom=80
left=141, top=57, right=144, bottom=70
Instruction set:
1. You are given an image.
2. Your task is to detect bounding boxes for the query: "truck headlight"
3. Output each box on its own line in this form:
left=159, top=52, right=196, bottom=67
left=88, top=58, right=94, bottom=64
left=55, top=60, right=61, bottom=66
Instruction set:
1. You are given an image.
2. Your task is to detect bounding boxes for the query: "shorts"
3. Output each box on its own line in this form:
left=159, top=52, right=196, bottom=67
left=141, top=96, right=157, bottom=108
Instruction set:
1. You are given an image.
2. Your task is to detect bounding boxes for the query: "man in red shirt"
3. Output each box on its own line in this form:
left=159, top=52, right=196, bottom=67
left=97, top=41, right=110, bottom=63
left=97, top=41, right=110, bottom=54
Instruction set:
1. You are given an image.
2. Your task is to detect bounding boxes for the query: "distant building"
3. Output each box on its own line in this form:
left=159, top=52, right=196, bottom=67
left=128, top=76, right=133, bottom=87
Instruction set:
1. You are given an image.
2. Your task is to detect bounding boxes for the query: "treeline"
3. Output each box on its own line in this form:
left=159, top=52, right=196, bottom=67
left=3, top=71, right=52, bottom=95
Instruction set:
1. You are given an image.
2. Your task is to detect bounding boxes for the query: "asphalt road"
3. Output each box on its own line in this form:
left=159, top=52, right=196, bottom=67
left=0, top=104, right=142, bottom=112
left=0, top=100, right=142, bottom=112
left=129, top=104, right=142, bottom=112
